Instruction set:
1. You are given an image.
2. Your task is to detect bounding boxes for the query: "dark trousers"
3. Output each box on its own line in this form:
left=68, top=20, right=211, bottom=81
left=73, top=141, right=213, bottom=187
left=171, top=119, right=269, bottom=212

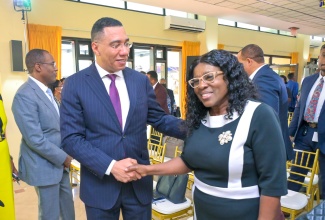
left=85, top=182, right=151, bottom=220
left=288, top=125, right=325, bottom=198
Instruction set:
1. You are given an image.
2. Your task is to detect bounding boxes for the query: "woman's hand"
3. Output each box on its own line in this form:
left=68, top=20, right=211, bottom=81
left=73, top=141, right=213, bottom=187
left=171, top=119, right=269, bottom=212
left=125, top=164, right=148, bottom=177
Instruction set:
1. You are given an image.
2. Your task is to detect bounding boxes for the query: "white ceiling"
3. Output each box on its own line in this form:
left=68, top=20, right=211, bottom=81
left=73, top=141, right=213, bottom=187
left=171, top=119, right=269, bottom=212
left=126, top=0, right=325, bottom=37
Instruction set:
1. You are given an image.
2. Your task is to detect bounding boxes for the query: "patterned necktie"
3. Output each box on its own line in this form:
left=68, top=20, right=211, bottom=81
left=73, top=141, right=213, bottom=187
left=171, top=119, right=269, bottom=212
left=46, top=88, right=59, bottom=115
left=304, top=77, right=324, bottom=122
left=107, top=74, right=122, bottom=127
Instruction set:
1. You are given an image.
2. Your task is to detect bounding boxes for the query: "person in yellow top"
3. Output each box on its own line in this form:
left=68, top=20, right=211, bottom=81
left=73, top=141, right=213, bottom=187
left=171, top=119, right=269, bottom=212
left=0, top=94, right=16, bottom=220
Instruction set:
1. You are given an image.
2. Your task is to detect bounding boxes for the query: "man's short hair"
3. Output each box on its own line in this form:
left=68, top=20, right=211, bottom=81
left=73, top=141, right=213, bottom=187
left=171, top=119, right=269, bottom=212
left=287, top=72, right=294, bottom=80
left=91, top=17, right=123, bottom=42
left=240, top=44, right=265, bottom=64
left=25, top=49, right=48, bottom=73
left=147, top=70, right=158, bottom=81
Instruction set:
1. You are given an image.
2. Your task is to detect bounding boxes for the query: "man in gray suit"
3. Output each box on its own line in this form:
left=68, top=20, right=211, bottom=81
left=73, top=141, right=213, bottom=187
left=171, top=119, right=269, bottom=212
left=12, top=49, right=75, bottom=220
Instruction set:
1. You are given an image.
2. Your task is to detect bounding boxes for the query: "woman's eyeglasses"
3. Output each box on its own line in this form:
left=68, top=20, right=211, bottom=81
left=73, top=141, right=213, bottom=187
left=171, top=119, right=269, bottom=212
left=188, top=71, right=223, bottom=88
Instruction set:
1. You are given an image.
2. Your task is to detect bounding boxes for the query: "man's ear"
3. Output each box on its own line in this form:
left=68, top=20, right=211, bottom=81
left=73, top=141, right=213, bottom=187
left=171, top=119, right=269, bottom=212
left=92, top=42, right=100, bottom=56
left=34, top=63, right=41, bottom=72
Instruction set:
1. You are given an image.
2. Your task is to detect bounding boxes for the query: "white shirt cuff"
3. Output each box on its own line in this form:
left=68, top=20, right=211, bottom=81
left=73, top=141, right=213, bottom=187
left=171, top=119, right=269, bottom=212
left=105, top=160, right=116, bottom=175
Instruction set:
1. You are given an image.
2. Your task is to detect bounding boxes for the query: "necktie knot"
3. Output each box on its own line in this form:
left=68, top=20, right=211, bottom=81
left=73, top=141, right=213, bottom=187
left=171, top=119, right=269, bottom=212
left=107, top=74, right=117, bottom=82
left=46, top=88, right=52, bottom=96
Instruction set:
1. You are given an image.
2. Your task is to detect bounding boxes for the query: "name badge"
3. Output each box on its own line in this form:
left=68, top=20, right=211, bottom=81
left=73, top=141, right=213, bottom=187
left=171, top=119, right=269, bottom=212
left=312, top=132, right=318, bottom=142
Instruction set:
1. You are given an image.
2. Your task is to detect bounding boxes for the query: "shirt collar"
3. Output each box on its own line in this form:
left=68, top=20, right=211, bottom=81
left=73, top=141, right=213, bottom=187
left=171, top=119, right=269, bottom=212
left=95, top=62, right=123, bottom=79
left=29, top=75, right=49, bottom=93
left=249, top=64, right=267, bottom=80
left=153, top=81, right=158, bottom=89
left=317, top=72, right=325, bottom=81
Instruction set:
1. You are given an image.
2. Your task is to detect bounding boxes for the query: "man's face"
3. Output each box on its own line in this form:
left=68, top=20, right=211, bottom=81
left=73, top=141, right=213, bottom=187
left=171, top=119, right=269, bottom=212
left=92, top=26, right=130, bottom=73
left=160, top=79, right=166, bottom=85
left=146, top=74, right=154, bottom=86
left=36, top=53, right=57, bottom=86
left=318, top=48, right=325, bottom=75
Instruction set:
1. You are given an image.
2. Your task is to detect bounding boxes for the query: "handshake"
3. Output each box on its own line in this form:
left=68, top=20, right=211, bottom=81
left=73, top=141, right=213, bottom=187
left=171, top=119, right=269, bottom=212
left=111, top=158, right=147, bottom=183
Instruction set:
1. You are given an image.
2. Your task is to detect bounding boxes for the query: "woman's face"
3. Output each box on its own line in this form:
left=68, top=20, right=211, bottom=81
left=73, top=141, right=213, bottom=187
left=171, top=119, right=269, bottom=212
left=54, top=81, right=63, bottom=99
left=192, top=63, right=229, bottom=115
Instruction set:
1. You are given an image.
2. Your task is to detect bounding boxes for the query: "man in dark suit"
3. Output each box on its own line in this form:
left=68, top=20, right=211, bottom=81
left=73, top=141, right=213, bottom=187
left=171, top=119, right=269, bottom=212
left=287, top=44, right=325, bottom=197
left=147, top=71, right=170, bottom=114
left=60, top=17, right=185, bottom=220
left=287, top=72, right=299, bottom=112
left=160, top=78, right=176, bottom=115
left=237, top=44, right=293, bottom=160
left=12, top=49, right=75, bottom=220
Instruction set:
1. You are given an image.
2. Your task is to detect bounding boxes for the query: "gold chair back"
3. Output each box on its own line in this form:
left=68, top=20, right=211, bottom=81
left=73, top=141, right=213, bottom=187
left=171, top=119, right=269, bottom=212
left=282, top=149, right=319, bottom=219
left=148, top=142, right=166, bottom=164
left=148, top=127, right=163, bottom=146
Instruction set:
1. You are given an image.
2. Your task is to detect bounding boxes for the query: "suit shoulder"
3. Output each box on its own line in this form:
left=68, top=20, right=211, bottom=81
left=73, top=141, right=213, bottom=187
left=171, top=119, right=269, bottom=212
left=15, top=81, right=33, bottom=95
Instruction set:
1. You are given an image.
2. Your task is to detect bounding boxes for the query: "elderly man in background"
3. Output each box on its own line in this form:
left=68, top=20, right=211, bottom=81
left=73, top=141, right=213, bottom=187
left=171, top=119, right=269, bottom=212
left=12, top=49, right=75, bottom=220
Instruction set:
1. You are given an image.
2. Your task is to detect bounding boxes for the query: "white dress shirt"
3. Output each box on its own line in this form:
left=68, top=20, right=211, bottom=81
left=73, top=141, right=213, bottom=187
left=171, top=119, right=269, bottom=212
left=95, top=62, right=130, bottom=175
left=249, top=64, right=267, bottom=80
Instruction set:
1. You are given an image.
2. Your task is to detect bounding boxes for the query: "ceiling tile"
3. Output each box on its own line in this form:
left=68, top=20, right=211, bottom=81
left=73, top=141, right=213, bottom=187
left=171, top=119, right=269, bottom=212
left=258, top=11, right=276, bottom=16
left=215, top=1, right=239, bottom=7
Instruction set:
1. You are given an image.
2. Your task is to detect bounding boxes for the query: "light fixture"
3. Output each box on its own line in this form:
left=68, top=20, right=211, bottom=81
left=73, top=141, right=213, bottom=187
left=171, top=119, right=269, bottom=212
left=13, top=0, right=31, bottom=20
left=288, top=27, right=299, bottom=36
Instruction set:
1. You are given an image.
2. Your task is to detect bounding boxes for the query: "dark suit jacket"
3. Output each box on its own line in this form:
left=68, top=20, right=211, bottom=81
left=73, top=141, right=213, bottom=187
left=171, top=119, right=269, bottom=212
left=167, top=88, right=175, bottom=109
left=286, top=79, right=299, bottom=109
left=289, top=73, right=325, bottom=153
left=60, top=64, right=184, bottom=210
left=154, top=82, right=170, bottom=114
left=253, top=65, right=293, bottom=160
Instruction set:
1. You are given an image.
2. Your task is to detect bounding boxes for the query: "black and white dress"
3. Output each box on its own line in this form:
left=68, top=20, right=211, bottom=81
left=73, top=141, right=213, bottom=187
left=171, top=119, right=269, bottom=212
left=181, top=100, right=287, bottom=220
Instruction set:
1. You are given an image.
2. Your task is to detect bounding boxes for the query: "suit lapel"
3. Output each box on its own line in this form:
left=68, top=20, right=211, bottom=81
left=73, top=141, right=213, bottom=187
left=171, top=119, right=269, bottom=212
left=27, top=78, right=59, bottom=122
left=123, top=68, right=136, bottom=130
left=301, top=75, right=319, bottom=117
left=85, top=64, right=121, bottom=129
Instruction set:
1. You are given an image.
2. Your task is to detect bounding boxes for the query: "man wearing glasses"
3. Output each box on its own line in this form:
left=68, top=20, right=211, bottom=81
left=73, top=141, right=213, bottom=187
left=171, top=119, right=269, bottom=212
left=60, top=17, right=185, bottom=219
left=237, top=44, right=293, bottom=161
left=12, top=49, right=75, bottom=220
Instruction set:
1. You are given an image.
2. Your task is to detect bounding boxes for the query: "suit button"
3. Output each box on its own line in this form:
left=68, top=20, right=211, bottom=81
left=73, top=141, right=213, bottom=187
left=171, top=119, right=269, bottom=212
left=122, top=135, right=126, bottom=139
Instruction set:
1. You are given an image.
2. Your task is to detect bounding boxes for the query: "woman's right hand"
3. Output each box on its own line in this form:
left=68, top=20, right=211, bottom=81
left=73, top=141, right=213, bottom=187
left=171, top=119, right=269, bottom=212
left=125, top=164, right=148, bottom=177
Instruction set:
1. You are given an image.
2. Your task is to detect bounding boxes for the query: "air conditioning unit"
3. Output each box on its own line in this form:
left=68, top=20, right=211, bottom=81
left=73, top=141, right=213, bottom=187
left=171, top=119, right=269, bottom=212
left=310, top=39, right=322, bottom=48
left=164, top=15, right=205, bottom=33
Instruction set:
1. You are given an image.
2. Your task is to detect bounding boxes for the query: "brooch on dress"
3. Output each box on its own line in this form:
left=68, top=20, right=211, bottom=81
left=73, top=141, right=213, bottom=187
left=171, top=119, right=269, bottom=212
left=218, top=131, right=233, bottom=145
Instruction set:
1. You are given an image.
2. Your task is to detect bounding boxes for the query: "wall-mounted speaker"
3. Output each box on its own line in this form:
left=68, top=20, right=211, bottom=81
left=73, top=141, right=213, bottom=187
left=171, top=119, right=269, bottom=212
left=10, top=40, right=24, bottom=72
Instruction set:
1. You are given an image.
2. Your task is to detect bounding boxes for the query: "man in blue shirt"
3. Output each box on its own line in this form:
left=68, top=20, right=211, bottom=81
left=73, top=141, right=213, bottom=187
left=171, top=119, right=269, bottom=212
left=286, top=72, right=299, bottom=112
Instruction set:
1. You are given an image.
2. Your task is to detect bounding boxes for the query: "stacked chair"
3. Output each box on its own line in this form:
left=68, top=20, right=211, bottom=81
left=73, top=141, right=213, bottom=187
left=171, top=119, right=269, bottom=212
left=281, top=149, right=319, bottom=220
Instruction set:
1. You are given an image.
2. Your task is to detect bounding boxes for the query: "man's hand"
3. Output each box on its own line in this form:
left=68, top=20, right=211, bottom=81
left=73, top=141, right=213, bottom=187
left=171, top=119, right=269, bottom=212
left=63, top=155, right=73, bottom=168
left=10, top=156, right=18, bottom=176
left=111, top=158, right=141, bottom=183
left=125, top=164, right=148, bottom=177
left=289, top=136, right=294, bottom=142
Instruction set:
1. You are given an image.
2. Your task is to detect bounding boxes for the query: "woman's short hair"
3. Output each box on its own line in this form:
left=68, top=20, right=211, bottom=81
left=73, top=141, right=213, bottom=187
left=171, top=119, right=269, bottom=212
left=184, top=49, right=257, bottom=135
